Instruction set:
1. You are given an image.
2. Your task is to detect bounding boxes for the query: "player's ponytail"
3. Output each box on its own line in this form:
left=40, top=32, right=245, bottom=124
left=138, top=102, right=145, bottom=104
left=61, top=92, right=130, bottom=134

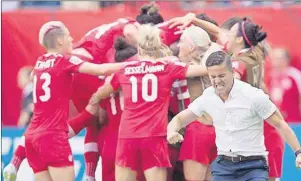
left=238, top=20, right=267, bottom=48
left=136, top=3, right=164, bottom=25
left=138, top=24, right=172, bottom=59
left=114, top=37, right=137, bottom=62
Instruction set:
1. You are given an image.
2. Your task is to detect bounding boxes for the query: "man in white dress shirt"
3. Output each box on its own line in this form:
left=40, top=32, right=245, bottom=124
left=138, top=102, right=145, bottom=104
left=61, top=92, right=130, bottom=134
left=167, top=51, right=301, bottom=181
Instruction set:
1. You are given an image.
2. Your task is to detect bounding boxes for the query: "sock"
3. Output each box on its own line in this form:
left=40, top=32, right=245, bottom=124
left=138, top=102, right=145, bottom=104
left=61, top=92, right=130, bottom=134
left=11, top=136, right=26, bottom=171
left=68, top=110, right=97, bottom=135
left=84, top=126, right=100, bottom=177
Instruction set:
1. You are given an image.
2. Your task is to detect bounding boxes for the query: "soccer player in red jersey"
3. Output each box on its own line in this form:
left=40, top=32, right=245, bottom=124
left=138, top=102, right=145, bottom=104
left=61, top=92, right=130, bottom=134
left=267, top=48, right=301, bottom=123
left=24, top=21, right=127, bottom=181
left=88, top=24, right=208, bottom=181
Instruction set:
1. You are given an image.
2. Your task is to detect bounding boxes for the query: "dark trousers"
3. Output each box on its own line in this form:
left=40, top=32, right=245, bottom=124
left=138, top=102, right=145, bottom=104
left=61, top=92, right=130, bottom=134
left=211, top=156, right=269, bottom=181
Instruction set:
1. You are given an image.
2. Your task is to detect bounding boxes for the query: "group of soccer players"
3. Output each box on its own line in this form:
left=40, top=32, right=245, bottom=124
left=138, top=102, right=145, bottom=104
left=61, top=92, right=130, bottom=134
left=3, top=3, right=285, bottom=181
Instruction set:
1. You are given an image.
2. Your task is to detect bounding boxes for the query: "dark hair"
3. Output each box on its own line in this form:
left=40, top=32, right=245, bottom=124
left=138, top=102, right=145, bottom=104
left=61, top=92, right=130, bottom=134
left=206, top=51, right=232, bottom=71
left=196, top=13, right=218, bottom=42
left=114, top=37, right=137, bottom=62
left=136, top=3, right=164, bottom=25
left=221, top=17, right=243, bottom=30
left=237, top=20, right=267, bottom=48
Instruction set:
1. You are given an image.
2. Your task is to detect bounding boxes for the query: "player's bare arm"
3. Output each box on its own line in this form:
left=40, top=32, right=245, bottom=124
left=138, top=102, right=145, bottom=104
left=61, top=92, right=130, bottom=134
left=185, top=65, right=208, bottom=77
left=89, top=83, right=115, bottom=105
left=168, top=13, right=223, bottom=44
left=78, top=62, right=127, bottom=76
left=265, top=109, right=301, bottom=168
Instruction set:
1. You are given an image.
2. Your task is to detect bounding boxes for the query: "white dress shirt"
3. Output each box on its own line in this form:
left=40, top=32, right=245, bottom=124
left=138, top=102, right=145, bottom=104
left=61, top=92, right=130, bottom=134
left=188, top=79, right=277, bottom=157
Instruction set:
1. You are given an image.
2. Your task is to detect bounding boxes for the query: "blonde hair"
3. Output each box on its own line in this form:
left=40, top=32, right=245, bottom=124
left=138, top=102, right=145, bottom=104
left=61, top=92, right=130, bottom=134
left=39, top=21, right=66, bottom=48
left=138, top=24, right=172, bottom=58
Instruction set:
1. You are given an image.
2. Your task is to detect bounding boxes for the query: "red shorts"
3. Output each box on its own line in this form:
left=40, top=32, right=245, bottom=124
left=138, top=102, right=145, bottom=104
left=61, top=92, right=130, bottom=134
left=25, top=131, right=74, bottom=173
left=101, top=132, right=118, bottom=181
left=116, top=136, right=171, bottom=172
left=264, top=123, right=284, bottom=177
left=179, top=121, right=217, bottom=164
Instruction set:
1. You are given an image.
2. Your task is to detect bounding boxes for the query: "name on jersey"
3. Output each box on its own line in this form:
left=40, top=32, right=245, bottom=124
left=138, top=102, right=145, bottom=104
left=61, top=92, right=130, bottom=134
left=124, top=62, right=165, bottom=75
left=35, top=58, right=56, bottom=69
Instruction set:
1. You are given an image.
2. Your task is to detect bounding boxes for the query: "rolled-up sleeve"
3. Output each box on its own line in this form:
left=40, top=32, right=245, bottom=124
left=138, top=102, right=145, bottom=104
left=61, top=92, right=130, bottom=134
left=252, top=89, right=277, bottom=120
left=188, top=95, right=206, bottom=117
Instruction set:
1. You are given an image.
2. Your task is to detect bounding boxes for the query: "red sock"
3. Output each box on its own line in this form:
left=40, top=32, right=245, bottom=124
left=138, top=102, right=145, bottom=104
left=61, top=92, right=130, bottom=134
left=68, top=110, right=97, bottom=135
left=84, top=126, right=100, bottom=177
left=11, top=136, right=26, bottom=170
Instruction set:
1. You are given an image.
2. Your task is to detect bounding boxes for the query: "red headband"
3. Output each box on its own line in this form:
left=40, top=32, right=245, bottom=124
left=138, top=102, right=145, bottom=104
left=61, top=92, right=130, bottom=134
left=241, top=21, right=252, bottom=47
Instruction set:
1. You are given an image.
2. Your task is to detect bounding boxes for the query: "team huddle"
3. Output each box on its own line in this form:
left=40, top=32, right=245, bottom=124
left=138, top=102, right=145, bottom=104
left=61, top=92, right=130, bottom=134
left=3, top=3, right=301, bottom=181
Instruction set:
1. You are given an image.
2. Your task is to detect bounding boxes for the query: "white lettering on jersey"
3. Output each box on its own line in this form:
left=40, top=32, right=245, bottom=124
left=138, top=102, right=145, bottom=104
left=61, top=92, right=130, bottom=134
left=124, top=62, right=165, bottom=75
left=35, top=58, right=56, bottom=69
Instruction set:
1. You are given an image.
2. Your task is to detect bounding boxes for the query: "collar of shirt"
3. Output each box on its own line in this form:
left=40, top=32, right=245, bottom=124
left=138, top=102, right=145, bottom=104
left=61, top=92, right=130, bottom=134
left=237, top=48, right=250, bottom=56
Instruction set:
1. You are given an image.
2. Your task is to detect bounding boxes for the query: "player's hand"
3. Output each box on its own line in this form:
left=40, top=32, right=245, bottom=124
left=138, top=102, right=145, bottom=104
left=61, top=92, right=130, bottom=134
left=89, top=92, right=101, bottom=105
left=167, top=131, right=184, bottom=144
left=296, top=153, right=301, bottom=168
left=168, top=13, right=196, bottom=31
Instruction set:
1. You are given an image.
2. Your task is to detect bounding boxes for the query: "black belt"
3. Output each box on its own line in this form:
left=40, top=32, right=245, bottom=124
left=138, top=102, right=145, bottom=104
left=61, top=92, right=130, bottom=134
left=221, top=155, right=265, bottom=162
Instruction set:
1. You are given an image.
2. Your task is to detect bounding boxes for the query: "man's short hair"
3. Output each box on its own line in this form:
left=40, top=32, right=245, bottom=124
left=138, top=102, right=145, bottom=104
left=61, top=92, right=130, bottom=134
left=206, top=51, right=233, bottom=71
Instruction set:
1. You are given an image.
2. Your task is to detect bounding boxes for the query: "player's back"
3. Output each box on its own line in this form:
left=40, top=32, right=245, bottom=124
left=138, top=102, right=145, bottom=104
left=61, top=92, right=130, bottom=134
left=101, top=92, right=124, bottom=133
left=27, top=53, right=83, bottom=135
left=111, top=59, right=188, bottom=138
left=73, top=18, right=136, bottom=64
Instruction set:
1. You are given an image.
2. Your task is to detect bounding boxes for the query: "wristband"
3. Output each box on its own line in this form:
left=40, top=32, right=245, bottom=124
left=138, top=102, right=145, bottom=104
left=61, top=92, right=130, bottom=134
left=295, top=149, right=301, bottom=157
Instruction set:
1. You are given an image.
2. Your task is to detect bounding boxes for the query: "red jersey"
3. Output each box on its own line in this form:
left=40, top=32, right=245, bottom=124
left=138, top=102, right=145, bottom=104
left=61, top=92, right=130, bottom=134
left=110, top=59, right=188, bottom=138
left=73, top=18, right=136, bottom=64
left=100, top=92, right=124, bottom=133
left=157, top=21, right=181, bottom=46
left=26, top=53, right=84, bottom=134
left=268, top=67, right=301, bottom=122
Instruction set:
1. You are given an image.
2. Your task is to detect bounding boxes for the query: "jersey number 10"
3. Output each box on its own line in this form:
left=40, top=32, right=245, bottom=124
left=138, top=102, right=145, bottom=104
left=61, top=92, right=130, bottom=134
left=129, top=74, right=158, bottom=102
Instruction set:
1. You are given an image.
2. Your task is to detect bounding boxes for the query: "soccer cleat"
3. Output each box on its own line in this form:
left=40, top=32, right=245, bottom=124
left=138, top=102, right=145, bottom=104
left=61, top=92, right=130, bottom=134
left=3, top=163, right=17, bottom=181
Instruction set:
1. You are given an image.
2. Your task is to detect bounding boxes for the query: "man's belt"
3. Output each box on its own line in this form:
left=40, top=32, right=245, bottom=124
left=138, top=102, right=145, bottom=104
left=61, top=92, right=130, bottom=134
left=221, top=155, right=265, bottom=162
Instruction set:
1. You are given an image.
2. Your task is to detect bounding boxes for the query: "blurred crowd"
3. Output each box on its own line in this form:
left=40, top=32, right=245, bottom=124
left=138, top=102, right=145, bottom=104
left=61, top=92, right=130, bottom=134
left=2, top=0, right=300, bottom=11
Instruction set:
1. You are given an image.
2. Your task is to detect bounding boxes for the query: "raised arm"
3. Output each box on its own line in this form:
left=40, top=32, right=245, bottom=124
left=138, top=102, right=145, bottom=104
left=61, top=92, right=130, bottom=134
left=168, top=13, right=225, bottom=44
left=78, top=62, right=126, bottom=76
left=185, top=64, right=208, bottom=77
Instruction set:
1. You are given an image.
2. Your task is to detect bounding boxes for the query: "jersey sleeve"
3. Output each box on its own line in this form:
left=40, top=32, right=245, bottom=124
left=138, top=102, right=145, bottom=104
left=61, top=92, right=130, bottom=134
left=252, top=89, right=277, bottom=120
left=62, top=55, right=85, bottom=73
left=110, top=73, right=121, bottom=91
left=157, top=22, right=181, bottom=46
left=232, top=60, right=246, bottom=78
left=188, top=95, right=206, bottom=117
left=167, top=62, right=188, bottom=81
